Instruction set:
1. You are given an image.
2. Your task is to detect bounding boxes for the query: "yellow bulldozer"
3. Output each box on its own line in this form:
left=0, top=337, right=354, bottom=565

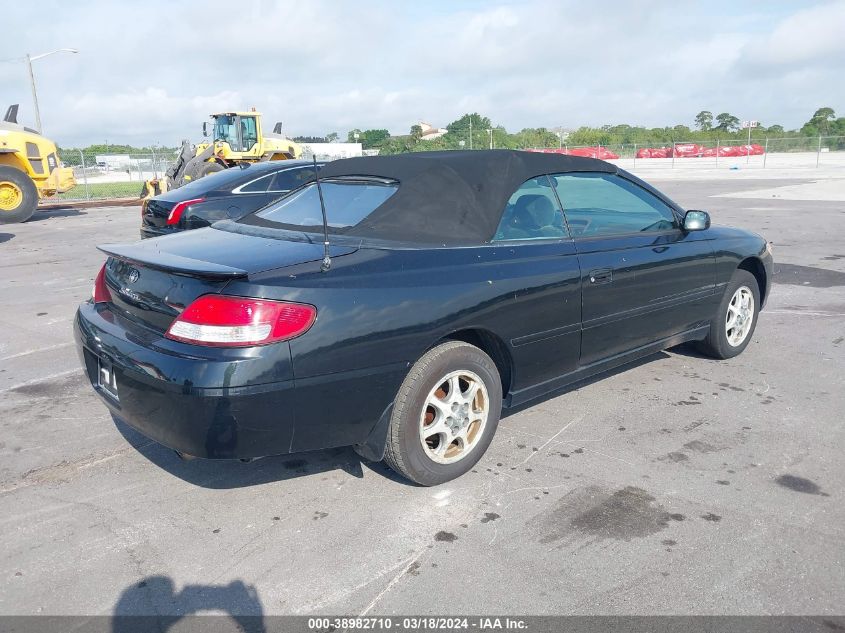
left=143, top=108, right=303, bottom=197
left=0, top=104, right=76, bottom=224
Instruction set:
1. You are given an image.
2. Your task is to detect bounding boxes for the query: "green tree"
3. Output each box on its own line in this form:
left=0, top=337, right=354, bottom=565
left=346, top=128, right=390, bottom=149
left=325, top=132, right=339, bottom=143
left=514, top=127, right=560, bottom=148
left=446, top=113, right=492, bottom=148
left=694, top=111, right=713, bottom=131
left=347, top=128, right=362, bottom=143
left=807, top=107, right=835, bottom=135
left=672, top=124, right=692, bottom=138
left=409, top=125, right=423, bottom=144
left=362, top=129, right=391, bottom=148
left=715, top=113, right=740, bottom=132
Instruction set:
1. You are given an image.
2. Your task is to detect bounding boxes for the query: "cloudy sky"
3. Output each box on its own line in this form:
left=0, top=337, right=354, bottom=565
left=3, top=0, right=843, bottom=146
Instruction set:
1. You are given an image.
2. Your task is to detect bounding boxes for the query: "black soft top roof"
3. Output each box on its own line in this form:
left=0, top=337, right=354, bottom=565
left=315, top=150, right=617, bottom=244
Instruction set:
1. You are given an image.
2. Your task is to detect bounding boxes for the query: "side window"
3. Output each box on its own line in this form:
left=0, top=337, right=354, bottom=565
left=551, top=173, right=677, bottom=238
left=255, top=181, right=398, bottom=228
left=494, top=176, right=568, bottom=241
left=241, top=116, right=258, bottom=150
left=269, top=167, right=316, bottom=192
left=236, top=173, right=273, bottom=193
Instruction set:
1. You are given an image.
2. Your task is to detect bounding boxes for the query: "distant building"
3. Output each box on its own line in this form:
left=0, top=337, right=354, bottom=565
left=94, top=154, right=130, bottom=170
left=300, top=142, right=363, bottom=161
left=419, top=122, right=447, bottom=141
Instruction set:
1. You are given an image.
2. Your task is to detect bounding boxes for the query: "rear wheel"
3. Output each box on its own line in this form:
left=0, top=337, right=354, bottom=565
left=384, top=341, right=502, bottom=486
left=697, top=269, right=760, bottom=359
left=0, top=166, right=38, bottom=224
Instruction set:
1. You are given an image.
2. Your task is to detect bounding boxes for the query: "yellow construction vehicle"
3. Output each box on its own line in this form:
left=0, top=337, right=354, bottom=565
left=145, top=108, right=303, bottom=197
left=0, top=104, right=76, bottom=223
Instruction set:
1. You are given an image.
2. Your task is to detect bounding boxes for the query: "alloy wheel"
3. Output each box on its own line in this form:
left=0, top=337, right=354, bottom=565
left=725, top=286, right=755, bottom=347
left=419, top=370, right=489, bottom=464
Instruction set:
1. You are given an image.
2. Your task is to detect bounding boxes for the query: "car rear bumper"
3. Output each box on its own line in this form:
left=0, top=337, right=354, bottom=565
left=140, top=224, right=179, bottom=240
left=74, top=302, right=296, bottom=459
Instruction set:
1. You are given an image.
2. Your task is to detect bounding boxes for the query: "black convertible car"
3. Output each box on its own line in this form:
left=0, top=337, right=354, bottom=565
left=140, top=159, right=322, bottom=239
left=75, top=150, right=772, bottom=485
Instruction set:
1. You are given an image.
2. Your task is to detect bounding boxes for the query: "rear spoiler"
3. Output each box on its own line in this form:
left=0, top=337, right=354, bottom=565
left=97, top=243, right=248, bottom=278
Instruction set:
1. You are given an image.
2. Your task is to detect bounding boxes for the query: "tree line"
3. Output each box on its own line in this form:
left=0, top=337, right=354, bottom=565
left=342, top=107, right=845, bottom=154
left=58, top=107, right=842, bottom=157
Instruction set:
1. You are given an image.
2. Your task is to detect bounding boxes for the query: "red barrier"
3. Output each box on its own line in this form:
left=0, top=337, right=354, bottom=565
left=527, top=147, right=620, bottom=160
left=671, top=143, right=706, bottom=157
left=636, top=147, right=670, bottom=159
left=637, top=143, right=765, bottom=158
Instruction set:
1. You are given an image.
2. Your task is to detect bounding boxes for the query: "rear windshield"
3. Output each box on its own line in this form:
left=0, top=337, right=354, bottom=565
left=252, top=179, right=398, bottom=230
left=170, top=165, right=265, bottom=195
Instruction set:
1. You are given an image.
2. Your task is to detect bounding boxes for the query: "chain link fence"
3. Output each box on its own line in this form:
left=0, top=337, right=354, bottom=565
left=51, top=137, right=845, bottom=202
left=533, top=136, right=845, bottom=171
left=55, top=150, right=175, bottom=202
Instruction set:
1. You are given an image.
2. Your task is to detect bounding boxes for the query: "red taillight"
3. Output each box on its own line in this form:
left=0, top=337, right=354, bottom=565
left=166, top=198, right=205, bottom=225
left=165, top=295, right=316, bottom=347
left=92, top=263, right=112, bottom=304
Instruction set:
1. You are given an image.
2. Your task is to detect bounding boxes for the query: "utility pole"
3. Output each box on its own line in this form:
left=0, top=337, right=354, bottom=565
left=469, top=119, right=472, bottom=150
left=25, top=48, right=79, bottom=134
left=487, top=128, right=493, bottom=150
left=25, top=55, right=41, bottom=134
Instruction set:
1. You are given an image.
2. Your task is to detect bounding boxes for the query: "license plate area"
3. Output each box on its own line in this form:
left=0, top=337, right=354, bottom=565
left=97, top=357, right=119, bottom=401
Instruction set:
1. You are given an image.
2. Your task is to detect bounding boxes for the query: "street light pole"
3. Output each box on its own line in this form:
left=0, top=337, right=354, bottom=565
left=25, top=55, right=42, bottom=134
left=25, top=48, right=78, bottom=134
left=487, top=128, right=493, bottom=150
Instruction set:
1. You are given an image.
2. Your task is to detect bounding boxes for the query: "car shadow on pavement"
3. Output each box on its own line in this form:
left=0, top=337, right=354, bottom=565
left=112, top=351, right=686, bottom=489
left=501, top=351, right=673, bottom=419
left=112, top=414, right=412, bottom=489
left=30, top=207, right=88, bottom=221
left=0, top=232, right=14, bottom=243
left=667, top=342, right=712, bottom=360
left=112, top=575, right=265, bottom=632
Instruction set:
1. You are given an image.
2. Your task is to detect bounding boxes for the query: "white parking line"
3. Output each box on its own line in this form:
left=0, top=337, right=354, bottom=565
left=521, top=416, right=582, bottom=464
left=0, top=368, right=81, bottom=394
left=0, top=342, right=74, bottom=362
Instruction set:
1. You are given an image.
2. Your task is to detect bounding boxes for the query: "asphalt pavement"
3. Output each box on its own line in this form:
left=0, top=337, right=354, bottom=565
left=0, top=176, right=843, bottom=617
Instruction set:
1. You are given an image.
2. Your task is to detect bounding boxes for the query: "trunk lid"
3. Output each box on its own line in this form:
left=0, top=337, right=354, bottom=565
left=99, top=227, right=357, bottom=332
left=103, top=257, right=230, bottom=332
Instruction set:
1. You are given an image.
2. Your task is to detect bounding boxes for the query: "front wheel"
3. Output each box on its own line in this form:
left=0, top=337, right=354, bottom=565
left=0, top=166, right=38, bottom=224
left=384, top=341, right=502, bottom=486
left=697, top=269, right=760, bottom=359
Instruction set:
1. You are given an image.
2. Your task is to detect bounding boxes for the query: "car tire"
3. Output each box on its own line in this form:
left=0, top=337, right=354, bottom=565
left=197, top=162, right=225, bottom=179
left=383, top=341, right=502, bottom=486
left=0, top=166, right=38, bottom=224
left=697, top=269, right=760, bottom=359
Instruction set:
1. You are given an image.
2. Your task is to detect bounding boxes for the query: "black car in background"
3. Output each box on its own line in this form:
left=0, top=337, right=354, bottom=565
left=140, top=160, right=323, bottom=239
left=77, top=150, right=772, bottom=485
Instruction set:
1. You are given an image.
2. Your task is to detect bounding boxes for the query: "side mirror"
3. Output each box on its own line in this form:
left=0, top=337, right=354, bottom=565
left=202, top=122, right=208, bottom=138
left=683, top=210, right=710, bottom=231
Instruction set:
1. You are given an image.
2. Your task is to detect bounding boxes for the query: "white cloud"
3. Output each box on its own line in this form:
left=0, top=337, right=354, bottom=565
left=2, top=0, right=841, bottom=146
left=738, top=1, right=845, bottom=72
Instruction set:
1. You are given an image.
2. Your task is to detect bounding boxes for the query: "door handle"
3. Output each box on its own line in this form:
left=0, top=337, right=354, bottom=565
left=588, top=268, right=612, bottom=284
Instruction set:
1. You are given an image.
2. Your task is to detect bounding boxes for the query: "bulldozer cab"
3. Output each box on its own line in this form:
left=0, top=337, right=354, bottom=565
left=204, top=112, right=260, bottom=155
